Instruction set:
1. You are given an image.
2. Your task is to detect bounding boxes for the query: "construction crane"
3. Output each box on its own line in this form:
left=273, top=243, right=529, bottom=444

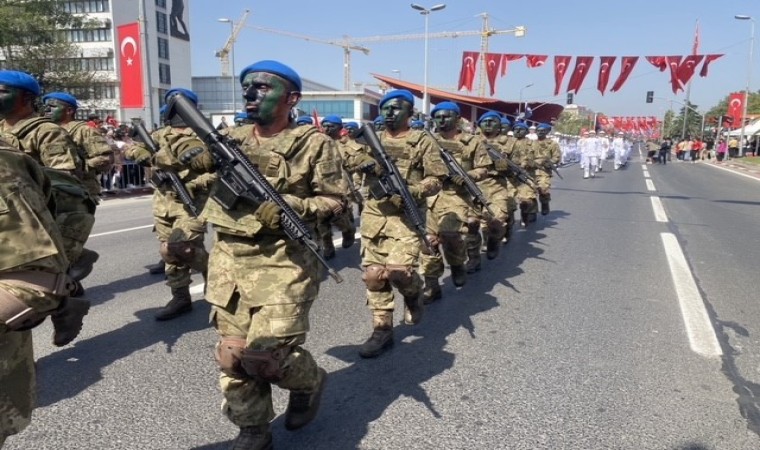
left=250, top=13, right=525, bottom=95
left=250, top=26, right=371, bottom=90
left=215, top=9, right=250, bottom=77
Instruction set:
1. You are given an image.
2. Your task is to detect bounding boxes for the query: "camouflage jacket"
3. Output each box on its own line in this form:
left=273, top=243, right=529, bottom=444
left=533, top=138, right=562, bottom=167
left=63, top=121, right=114, bottom=195
left=0, top=116, right=81, bottom=173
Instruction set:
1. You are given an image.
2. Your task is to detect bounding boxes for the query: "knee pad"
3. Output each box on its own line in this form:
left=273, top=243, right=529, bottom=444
left=385, top=264, right=415, bottom=289
left=466, top=217, right=480, bottom=234
left=362, top=264, right=388, bottom=291
left=160, top=241, right=196, bottom=265
left=214, top=336, right=247, bottom=379
left=420, top=234, right=440, bottom=255
left=240, top=346, right=291, bottom=383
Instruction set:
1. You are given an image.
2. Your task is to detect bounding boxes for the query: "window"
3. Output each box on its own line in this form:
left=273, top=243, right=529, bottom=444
left=156, top=11, right=168, bottom=34
left=157, top=37, right=169, bottom=60
left=46, top=57, right=114, bottom=72
left=65, top=28, right=112, bottom=43
left=70, top=84, right=116, bottom=101
left=156, top=0, right=166, bottom=8
left=62, top=1, right=110, bottom=13
left=298, top=100, right=354, bottom=120
left=159, top=63, right=171, bottom=84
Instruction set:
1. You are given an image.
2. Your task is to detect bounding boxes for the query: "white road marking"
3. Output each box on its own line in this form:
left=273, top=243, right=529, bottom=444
left=90, top=224, right=153, bottom=238
left=641, top=164, right=647, bottom=170
left=650, top=196, right=668, bottom=222
left=703, top=162, right=760, bottom=182
left=645, top=179, right=656, bottom=191
left=660, top=233, right=722, bottom=357
left=643, top=170, right=650, bottom=178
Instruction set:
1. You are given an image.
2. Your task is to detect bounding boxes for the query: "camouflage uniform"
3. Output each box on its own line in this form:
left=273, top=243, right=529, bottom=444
left=483, top=134, right=518, bottom=242
left=204, top=124, right=346, bottom=429
left=502, top=134, right=538, bottom=225
left=532, top=136, right=561, bottom=214
left=0, top=116, right=96, bottom=266
left=0, top=145, right=70, bottom=447
left=472, top=134, right=510, bottom=259
left=62, top=121, right=114, bottom=198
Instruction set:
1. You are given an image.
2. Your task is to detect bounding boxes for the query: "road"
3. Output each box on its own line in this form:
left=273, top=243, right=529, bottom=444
left=6, top=155, right=760, bottom=450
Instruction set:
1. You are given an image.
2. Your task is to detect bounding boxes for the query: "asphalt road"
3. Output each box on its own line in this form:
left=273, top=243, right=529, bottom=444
left=6, top=155, right=760, bottom=450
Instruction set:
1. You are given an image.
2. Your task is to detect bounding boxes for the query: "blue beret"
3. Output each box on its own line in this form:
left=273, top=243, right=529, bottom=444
left=296, top=115, right=313, bottom=125
left=430, top=101, right=460, bottom=117
left=374, top=115, right=384, bottom=124
left=165, top=88, right=198, bottom=105
left=477, top=111, right=501, bottom=124
left=500, top=117, right=512, bottom=125
left=344, top=121, right=359, bottom=130
left=239, top=60, right=302, bottom=92
left=378, top=89, right=414, bottom=109
left=537, top=123, right=551, bottom=130
left=234, top=112, right=248, bottom=120
left=410, top=120, right=425, bottom=127
left=159, top=105, right=168, bottom=115
left=42, top=92, right=78, bottom=108
left=513, top=121, right=529, bottom=130
left=0, top=70, right=40, bottom=96
left=321, top=115, right=343, bottom=126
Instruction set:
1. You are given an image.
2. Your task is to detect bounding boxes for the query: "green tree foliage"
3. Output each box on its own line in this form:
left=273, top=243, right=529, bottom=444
left=552, top=111, right=588, bottom=136
left=0, top=1, right=99, bottom=97
left=666, top=101, right=704, bottom=139
left=705, top=91, right=760, bottom=122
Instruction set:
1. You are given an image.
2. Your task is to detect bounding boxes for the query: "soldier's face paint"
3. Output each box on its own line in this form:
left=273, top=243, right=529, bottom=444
left=43, top=99, right=69, bottom=123
left=514, top=127, right=528, bottom=139
left=321, top=122, right=342, bottom=138
left=537, top=128, right=549, bottom=139
left=0, top=85, right=20, bottom=118
left=380, top=99, right=410, bottom=131
left=500, top=124, right=511, bottom=135
left=479, top=117, right=500, bottom=136
left=433, top=110, right=458, bottom=132
left=241, top=72, right=294, bottom=126
left=346, top=127, right=359, bottom=138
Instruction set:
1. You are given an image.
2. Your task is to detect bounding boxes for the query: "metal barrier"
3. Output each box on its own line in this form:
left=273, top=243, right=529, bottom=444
left=100, top=162, right=151, bottom=193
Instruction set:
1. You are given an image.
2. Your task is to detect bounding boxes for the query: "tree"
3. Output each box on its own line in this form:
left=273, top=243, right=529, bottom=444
left=552, top=110, right=588, bottom=136
left=0, top=1, right=100, bottom=99
left=705, top=91, right=760, bottom=124
left=667, top=101, right=703, bottom=139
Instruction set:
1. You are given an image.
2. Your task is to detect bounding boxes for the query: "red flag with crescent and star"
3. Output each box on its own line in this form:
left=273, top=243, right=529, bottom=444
left=566, top=56, right=594, bottom=94
left=117, top=22, right=144, bottom=108
left=728, top=92, right=745, bottom=127
left=645, top=56, right=667, bottom=71
left=525, top=54, right=548, bottom=68
left=597, top=56, right=616, bottom=95
left=500, top=54, right=523, bottom=77
left=458, top=51, right=479, bottom=92
left=666, top=55, right=683, bottom=93
left=553, top=56, right=571, bottom=96
left=485, top=53, right=503, bottom=96
left=677, top=55, right=704, bottom=88
left=699, top=54, right=723, bottom=77
left=610, top=56, right=639, bottom=92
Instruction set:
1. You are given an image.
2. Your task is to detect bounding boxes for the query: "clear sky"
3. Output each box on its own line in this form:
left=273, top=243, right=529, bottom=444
left=188, top=0, right=758, bottom=117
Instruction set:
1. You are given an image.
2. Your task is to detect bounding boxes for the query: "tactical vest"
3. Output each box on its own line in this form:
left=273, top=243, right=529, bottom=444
left=380, top=130, right=425, bottom=184
left=0, top=117, right=52, bottom=156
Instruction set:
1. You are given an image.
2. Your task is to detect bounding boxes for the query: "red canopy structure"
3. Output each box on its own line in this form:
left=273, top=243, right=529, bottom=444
left=372, top=73, right=565, bottom=124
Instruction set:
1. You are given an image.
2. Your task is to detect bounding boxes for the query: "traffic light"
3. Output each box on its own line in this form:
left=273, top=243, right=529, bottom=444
left=567, top=93, right=573, bottom=105
left=646, top=91, right=654, bottom=103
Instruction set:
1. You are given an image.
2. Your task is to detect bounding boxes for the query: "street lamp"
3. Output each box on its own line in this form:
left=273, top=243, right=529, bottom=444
left=735, top=14, right=755, bottom=158
left=411, top=3, right=446, bottom=118
left=218, top=17, right=236, bottom=114
left=519, top=83, right=533, bottom=115
left=392, top=69, right=402, bottom=79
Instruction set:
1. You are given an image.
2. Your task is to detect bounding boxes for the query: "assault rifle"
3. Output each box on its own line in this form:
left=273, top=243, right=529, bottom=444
left=544, top=161, right=564, bottom=179
left=165, top=92, right=343, bottom=283
left=131, top=120, right=199, bottom=217
left=354, top=125, right=437, bottom=255
left=424, top=130, right=496, bottom=219
left=484, top=145, right=538, bottom=193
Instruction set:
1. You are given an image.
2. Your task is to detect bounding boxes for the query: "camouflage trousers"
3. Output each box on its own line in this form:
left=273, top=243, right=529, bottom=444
left=420, top=190, right=479, bottom=278
left=0, top=329, right=34, bottom=446
left=535, top=169, right=552, bottom=202
left=153, top=191, right=208, bottom=289
left=478, top=177, right=513, bottom=239
left=207, top=233, right=322, bottom=427
left=361, top=233, right=423, bottom=311
left=317, top=207, right=355, bottom=243
left=52, top=186, right=97, bottom=266
left=515, top=180, right=538, bottom=214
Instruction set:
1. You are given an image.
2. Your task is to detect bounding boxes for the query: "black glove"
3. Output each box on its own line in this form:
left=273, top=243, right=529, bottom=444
left=255, top=201, right=282, bottom=229
left=179, top=146, right=205, bottom=165
left=355, top=154, right=383, bottom=176
left=449, top=175, right=467, bottom=186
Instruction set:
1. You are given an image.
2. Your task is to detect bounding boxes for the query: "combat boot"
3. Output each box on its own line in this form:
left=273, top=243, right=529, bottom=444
left=450, top=265, right=467, bottom=287
left=230, top=425, right=272, bottom=450
left=148, top=260, right=166, bottom=275
left=465, top=248, right=481, bottom=274
left=68, top=248, right=99, bottom=281
left=359, top=311, right=393, bottom=358
left=51, top=297, right=91, bottom=347
left=421, top=277, right=442, bottom=305
left=541, top=201, right=551, bottom=215
left=341, top=228, right=356, bottom=249
left=403, top=293, right=423, bottom=325
left=322, top=233, right=336, bottom=260
left=527, top=212, right=538, bottom=224
left=285, top=368, right=327, bottom=431
left=70, top=280, right=85, bottom=298
left=486, top=235, right=501, bottom=260
left=155, top=286, right=192, bottom=321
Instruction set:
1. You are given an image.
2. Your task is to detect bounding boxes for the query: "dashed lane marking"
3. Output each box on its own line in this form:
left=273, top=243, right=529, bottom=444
left=650, top=196, right=668, bottom=222
left=645, top=179, right=656, bottom=191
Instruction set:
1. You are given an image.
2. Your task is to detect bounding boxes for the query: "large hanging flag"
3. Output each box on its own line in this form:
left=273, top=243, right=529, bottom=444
left=553, top=55, right=572, bottom=95
left=700, top=54, right=724, bottom=77
left=666, top=55, right=683, bottom=93
left=728, top=92, right=745, bottom=127
left=610, top=56, right=639, bottom=92
left=500, top=54, right=524, bottom=77
left=677, top=55, right=704, bottom=88
left=458, top=51, right=479, bottom=92
left=485, top=53, right=503, bottom=96
left=525, top=54, right=548, bottom=68
left=117, top=22, right=144, bottom=108
left=566, top=56, right=594, bottom=94
left=646, top=56, right=667, bottom=71
left=597, top=56, right=616, bottom=95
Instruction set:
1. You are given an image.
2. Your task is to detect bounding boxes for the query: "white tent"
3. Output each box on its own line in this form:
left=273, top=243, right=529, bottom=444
left=727, top=118, right=760, bottom=136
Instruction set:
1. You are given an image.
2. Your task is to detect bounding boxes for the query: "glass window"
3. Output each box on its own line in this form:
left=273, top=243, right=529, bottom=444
left=157, top=37, right=169, bottom=60
left=159, top=63, right=171, bottom=84
left=156, top=11, right=168, bottom=34
left=156, top=0, right=166, bottom=8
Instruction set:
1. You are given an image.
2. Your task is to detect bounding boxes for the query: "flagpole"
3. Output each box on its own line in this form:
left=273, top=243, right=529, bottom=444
left=138, top=0, right=155, bottom=127
left=681, top=20, right=700, bottom=140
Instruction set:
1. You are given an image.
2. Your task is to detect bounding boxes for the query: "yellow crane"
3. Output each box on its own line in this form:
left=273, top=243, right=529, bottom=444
left=251, top=13, right=525, bottom=95
left=215, top=9, right=251, bottom=77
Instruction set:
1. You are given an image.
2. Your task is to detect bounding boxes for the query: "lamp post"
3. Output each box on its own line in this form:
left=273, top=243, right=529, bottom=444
left=411, top=3, right=446, bottom=119
left=392, top=69, right=401, bottom=79
left=218, top=17, right=236, bottom=113
left=519, top=83, right=533, bottom=116
left=735, top=14, right=755, bottom=158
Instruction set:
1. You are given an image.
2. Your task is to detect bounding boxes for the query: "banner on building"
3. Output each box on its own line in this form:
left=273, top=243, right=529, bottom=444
left=118, top=22, right=144, bottom=109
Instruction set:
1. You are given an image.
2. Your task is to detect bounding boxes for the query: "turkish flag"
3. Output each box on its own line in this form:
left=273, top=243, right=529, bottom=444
left=645, top=56, right=667, bottom=71
left=700, top=54, right=724, bottom=77
left=485, top=53, right=503, bottom=96
left=566, top=56, right=594, bottom=94
left=677, top=55, right=704, bottom=88
left=458, top=51, right=479, bottom=92
left=666, top=55, right=683, bottom=93
left=610, top=56, right=639, bottom=92
left=117, top=22, right=144, bottom=109
left=613, top=116, right=623, bottom=130
left=638, top=117, right=648, bottom=131
left=500, top=53, right=523, bottom=76
left=597, top=56, right=616, bottom=95
left=728, top=92, right=745, bottom=127
left=553, top=55, right=571, bottom=95
left=598, top=115, right=609, bottom=127
left=525, top=54, right=548, bottom=68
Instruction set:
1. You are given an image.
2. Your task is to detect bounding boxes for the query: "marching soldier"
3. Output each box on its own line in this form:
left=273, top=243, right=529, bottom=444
left=533, top=123, right=562, bottom=215
left=504, top=122, right=539, bottom=226
left=351, top=89, right=447, bottom=358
